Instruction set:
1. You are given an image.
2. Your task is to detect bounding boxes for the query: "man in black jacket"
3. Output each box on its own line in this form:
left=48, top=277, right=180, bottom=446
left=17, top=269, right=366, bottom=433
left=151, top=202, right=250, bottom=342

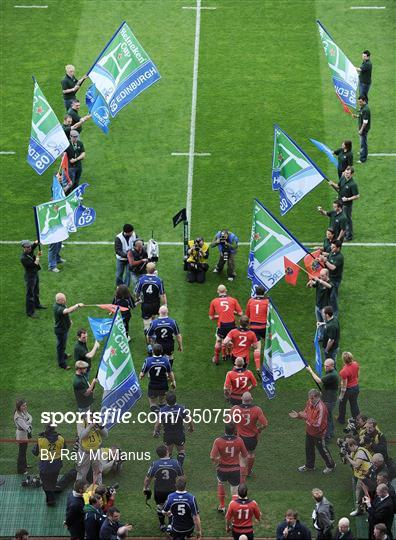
left=65, top=479, right=87, bottom=540
left=364, top=484, right=394, bottom=539
left=99, top=507, right=132, bottom=540
left=276, top=509, right=312, bottom=539
left=84, top=494, right=105, bottom=540
left=20, top=240, right=46, bottom=318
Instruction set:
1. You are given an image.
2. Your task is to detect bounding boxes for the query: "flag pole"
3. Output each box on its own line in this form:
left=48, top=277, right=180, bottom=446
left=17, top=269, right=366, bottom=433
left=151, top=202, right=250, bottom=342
left=32, top=206, right=41, bottom=252
left=95, top=308, right=119, bottom=379
left=86, top=21, right=126, bottom=76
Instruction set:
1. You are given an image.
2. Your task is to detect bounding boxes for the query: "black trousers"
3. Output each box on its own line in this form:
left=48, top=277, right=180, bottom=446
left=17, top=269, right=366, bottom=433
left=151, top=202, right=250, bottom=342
left=17, top=441, right=28, bottom=473
left=186, top=263, right=207, bottom=283
left=55, top=329, right=69, bottom=368
left=305, top=433, right=335, bottom=469
left=316, top=530, right=333, bottom=540
left=25, top=274, right=40, bottom=315
left=338, top=385, right=360, bottom=423
left=343, top=205, right=353, bottom=240
left=40, top=470, right=59, bottom=504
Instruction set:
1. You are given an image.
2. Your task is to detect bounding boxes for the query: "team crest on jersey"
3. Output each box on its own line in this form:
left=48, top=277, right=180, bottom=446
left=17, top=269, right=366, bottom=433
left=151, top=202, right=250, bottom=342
left=285, top=265, right=294, bottom=275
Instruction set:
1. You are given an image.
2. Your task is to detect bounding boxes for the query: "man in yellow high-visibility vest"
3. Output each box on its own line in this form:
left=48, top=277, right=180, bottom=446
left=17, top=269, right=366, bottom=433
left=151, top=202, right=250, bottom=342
left=76, top=417, right=108, bottom=485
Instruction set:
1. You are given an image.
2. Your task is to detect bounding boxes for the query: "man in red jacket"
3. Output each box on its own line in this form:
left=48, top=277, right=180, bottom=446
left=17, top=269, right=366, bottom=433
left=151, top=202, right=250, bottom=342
left=289, top=388, right=336, bottom=474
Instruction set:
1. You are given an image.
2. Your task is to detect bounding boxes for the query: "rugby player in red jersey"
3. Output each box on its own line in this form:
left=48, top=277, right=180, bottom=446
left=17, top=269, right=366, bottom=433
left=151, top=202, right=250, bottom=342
left=209, top=284, right=242, bottom=364
left=210, top=423, right=248, bottom=513
left=245, top=286, right=269, bottom=371
left=224, top=357, right=257, bottom=406
left=223, top=316, right=259, bottom=367
left=226, top=483, right=262, bottom=540
left=231, top=392, right=268, bottom=478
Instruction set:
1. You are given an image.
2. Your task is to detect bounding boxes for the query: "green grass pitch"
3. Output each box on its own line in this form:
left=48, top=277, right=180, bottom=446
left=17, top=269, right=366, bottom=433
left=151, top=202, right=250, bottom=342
left=0, top=0, right=395, bottom=537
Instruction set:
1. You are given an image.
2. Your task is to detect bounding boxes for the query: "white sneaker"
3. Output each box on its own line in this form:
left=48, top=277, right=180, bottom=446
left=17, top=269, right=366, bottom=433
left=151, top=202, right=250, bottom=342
left=58, top=258, right=66, bottom=263
left=322, top=465, right=336, bottom=474
left=213, top=268, right=218, bottom=273
left=49, top=268, right=60, bottom=273
left=228, top=277, right=234, bottom=281
left=349, top=508, right=363, bottom=516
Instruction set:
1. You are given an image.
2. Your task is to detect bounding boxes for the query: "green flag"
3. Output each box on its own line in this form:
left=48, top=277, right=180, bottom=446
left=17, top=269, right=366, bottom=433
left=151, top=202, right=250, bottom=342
left=34, top=183, right=95, bottom=245
left=27, top=79, right=69, bottom=175
left=261, top=300, right=307, bottom=398
left=316, top=20, right=358, bottom=109
left=271, top=125, right=326, bottom=215
left=248, top=199, right=308, bottom=291
left=98, top=309, right=142, bottom=430
left=88, top=21, right=161, bottom=117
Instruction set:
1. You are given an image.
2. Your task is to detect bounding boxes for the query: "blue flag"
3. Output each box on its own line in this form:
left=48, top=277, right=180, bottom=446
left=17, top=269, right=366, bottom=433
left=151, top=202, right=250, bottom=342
left=309, top=138, right=338, bottom=167
left=314, top=327, right=323, bottom=375
left=88, top=317, right=113, bottom=341
left=86, top=84, right=111, bottom=134
left=51, top=176, right=65, bottom=200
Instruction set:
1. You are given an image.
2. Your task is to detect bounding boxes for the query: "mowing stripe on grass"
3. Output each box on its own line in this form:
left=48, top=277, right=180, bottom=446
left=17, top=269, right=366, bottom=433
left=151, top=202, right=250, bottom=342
left=1, top=241, right=395, bottom=247
left=186, top=0, right=202, bottom=230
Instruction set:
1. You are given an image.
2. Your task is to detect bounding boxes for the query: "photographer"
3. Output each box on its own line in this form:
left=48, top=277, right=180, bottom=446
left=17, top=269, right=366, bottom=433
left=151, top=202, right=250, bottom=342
left=360, top=419, right=389, bottom=461
left=77, top=417, right=108, bottom=486
left=342, top=437, right=372, bottom=516
left=211, top=229, right=238, bottom=281
left=186, top=237, right=209, bottom=283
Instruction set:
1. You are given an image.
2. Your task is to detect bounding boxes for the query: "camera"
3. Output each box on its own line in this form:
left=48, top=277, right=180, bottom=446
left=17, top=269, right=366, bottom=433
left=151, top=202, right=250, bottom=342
left=336, top=438, right=350, bottom=464
left=21, top=474, right=42, bottom=488
left=343, top=417, right=358, bottom=436
left=106, top=482, right=119, bottom=497
left=220, top=232, right=228, bottom=243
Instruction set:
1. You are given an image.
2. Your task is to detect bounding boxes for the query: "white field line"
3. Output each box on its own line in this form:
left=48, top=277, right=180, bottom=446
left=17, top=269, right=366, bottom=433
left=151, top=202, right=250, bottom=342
left=350, top=6, right=386, bottom=9
left=0, top=151, right=16, bottom=155
left=172, top=152, right=211, bottom=156
left=186, top=0, right=202, bottom=230
left=1, top=241, right=395, bottom=247
left=368, top=153, right=396, bottom=156
left=14, top=5, right=48, bottom=7
left=182, top=6, right=216, bottom=9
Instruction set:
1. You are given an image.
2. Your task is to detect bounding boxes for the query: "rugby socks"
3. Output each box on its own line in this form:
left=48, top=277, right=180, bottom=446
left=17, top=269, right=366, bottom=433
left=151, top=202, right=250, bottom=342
left=217, top=483, right=225, bottom=507
left=177, top=451, right=185, bottom=469
left=214, top=344, right=221, bottom=362
left=247, top=456, right=255, bottom=475
left=240, top=466, right=247, bottom=484
left=157, top=508, right=165, bottom=525
left=254, top=349, right=261, bottom=370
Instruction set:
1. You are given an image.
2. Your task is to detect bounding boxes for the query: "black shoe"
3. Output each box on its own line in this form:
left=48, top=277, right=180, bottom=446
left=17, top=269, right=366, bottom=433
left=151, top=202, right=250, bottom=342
left=64, top=353, right=71, bottom=359
left=27, top=313, right=39, bottom=318
left=36, top=305, right=47, bottom=309
left=59, top=365, right=71, bottom=370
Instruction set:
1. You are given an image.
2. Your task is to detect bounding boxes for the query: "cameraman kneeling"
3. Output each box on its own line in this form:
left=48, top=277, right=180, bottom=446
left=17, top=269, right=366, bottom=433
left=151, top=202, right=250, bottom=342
left=186, top=237, right=209, bottom=283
